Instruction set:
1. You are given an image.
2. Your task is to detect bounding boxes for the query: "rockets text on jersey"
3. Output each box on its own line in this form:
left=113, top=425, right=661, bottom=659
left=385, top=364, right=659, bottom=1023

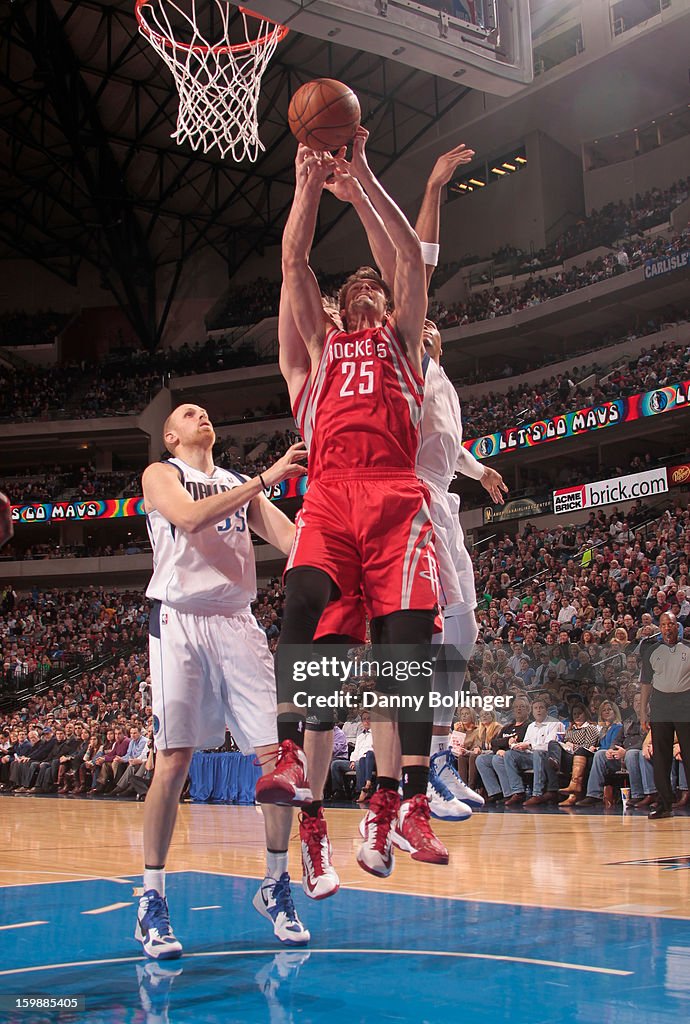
left=292, top=322, right=424, bottom=479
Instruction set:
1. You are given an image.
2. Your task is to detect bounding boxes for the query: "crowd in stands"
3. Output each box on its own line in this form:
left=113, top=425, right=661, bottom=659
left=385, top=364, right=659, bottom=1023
left=0, top=361, right=162, bottom=422
left=0, top=587, right=149, bottom=692
left=460, top=336, right=690, bottom=438
left=429, top=228, right=689, bottom=329
left=0, top=535, right=150, bottom=563
left=0, top=310, right=70, bottom=347
left=205, top=178, right=689, bottom=331
left=1, top=333, right=275, bottom=423
left=486, top=178, right=689, bottom=274
left=1, top=466, right=142, bottom=507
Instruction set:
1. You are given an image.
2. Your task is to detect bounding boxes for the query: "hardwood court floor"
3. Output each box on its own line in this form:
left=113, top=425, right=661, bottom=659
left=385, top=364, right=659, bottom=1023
left=2, top=797, right=689, bottom=919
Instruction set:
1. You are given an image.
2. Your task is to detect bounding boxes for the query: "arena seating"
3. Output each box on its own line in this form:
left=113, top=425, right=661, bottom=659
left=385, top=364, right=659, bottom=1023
left=2, top=499, right=689, bottom=805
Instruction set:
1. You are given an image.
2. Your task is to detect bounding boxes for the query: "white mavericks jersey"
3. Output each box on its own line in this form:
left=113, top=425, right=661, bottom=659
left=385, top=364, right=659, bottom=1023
left=417, top=355, right=463, bottom=490
left=146, top=458, right=256, bottom=616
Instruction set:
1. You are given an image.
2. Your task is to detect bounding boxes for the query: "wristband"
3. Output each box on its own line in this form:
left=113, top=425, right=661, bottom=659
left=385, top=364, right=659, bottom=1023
left=259, top=474, right=268, bottom=491
left=420, top=242, right=440, bottom=267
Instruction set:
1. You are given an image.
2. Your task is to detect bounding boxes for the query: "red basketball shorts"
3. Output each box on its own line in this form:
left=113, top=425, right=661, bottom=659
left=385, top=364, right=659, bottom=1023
left=286, top=470, right=440, bottom=623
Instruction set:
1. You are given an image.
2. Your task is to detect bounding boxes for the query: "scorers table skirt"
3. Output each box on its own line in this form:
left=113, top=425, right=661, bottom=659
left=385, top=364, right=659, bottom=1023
left=189, top=751, right=262, bottom=805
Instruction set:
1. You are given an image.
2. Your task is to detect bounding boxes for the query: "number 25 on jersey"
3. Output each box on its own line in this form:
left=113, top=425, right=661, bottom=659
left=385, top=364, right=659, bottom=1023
left=340, top=360, right=374, bottom=397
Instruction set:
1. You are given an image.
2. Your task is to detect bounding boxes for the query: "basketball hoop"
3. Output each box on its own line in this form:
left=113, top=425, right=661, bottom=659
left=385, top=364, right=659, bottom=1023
left=135, top=1, right=288, bottom=162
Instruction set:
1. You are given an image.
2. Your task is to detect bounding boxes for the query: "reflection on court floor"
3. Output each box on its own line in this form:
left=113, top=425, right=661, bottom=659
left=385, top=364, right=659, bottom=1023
left=0, top=871, right=688, bottom=1023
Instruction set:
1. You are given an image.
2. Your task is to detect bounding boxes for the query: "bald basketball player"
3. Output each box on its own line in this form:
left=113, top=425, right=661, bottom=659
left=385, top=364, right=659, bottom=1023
left=136, top=404, right=309, bottom=958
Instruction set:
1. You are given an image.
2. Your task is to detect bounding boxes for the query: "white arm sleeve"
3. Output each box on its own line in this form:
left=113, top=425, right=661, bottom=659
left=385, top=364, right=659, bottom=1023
left=456, top=445, right=486, bottom=482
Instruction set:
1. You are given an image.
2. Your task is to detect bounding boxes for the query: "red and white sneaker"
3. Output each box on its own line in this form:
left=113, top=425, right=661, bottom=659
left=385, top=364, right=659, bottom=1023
left=356, top=788, right=400, bottom=878
left=255, top=741, right=313, bottom=807
left=392, top=794, right=450, bottom=864
left=299, top=809, right=340, bottom=900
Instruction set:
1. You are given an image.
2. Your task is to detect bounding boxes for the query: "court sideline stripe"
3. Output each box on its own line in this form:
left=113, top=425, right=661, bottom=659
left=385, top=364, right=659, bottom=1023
left=0, top=949, right=632, bottom=977
left=0, top=921, right=48, bottom=931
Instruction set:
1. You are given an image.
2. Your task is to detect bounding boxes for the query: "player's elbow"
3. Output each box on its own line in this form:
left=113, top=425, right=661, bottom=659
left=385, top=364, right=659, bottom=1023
left=397, top=233, right=423, bottom=262
left=176, top=512, right=203, bottom=535
left=281, top=253, right=308, bottom=278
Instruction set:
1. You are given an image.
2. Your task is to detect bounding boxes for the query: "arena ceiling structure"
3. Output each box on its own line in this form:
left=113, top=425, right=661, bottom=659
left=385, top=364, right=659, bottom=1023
left=0, top=0, right=471, bottom=350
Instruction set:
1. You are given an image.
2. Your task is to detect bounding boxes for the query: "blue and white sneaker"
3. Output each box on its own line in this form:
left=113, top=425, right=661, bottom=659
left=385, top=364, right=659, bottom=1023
left=253, top=873, right=310, bottom=946
left=431, top=749, right=485, bottom=808
left=426, top=774, right=472, bottom=821
left=135, top=889, right=183, bottom=960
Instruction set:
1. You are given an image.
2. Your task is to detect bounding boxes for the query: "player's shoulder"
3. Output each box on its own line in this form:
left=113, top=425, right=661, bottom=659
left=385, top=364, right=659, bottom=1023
left=142, top=459, right=183, bottom=486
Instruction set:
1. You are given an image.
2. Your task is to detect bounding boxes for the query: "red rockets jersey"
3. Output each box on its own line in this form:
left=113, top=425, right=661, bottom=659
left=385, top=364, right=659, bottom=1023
left=291, top=322, right=424, bottom=479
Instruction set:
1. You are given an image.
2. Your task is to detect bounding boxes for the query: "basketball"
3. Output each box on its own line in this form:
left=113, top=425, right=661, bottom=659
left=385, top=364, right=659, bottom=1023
left=287, top=78, right=361, bottom=152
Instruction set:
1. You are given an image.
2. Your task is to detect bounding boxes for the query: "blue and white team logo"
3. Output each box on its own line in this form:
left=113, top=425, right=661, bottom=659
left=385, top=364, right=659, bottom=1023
left=477, top=437, right=495, bottom=458
left=649, top=391, right=668, bottom=414
left=153, top=715, right=161, bottom=734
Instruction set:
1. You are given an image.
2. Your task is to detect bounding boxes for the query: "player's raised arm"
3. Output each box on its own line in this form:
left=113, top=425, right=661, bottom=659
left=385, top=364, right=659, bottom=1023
left=282, top=145, right=335, bottom=358
left=142, top=444, right=307, bottom=534
left=415, top=143, right=475, bottom=287
left=344, top=128, right=426, bottom=365
left=278, top=283, right=311, bottom=407
left=324, top=167, right=397, bottom=294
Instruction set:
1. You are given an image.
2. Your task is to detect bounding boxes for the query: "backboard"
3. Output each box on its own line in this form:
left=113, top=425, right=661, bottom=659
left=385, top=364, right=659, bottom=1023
left=248, top=0, right=533, bottom=95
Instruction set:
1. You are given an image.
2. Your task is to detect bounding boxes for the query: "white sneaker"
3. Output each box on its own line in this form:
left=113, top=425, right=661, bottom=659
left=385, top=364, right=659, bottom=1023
left=253, top=873, right=310, bottom=946
left=356, top=788, right=399, bottom=878
left=426, top=781, right=473, bottom=821
left=431, top=749, right=485, bottom=807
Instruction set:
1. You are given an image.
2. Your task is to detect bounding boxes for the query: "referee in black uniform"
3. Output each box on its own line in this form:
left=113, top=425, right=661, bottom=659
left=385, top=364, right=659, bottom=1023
left=639, top=612, right=690, bottom=819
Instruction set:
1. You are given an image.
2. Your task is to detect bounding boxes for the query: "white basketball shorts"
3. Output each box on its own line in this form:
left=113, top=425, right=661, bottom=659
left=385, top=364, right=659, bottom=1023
left=426, top=482, right=477, bottom=614
left=149, top=601, right=278, bottom=754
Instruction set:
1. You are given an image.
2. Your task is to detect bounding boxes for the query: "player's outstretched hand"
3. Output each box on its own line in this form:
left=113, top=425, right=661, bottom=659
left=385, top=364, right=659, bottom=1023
left=0, top=491, right=13, bottom=549
left=263, top=442, right=308, bottom=487
left=296, top=144, right=339, bottom=190
left=427, top=143, right=476, bottom=189
left=480, top=466, right=508, bottom=505
left=324, top=166, right=365, bottom=205
left=348, top=126, right=372, bottom=181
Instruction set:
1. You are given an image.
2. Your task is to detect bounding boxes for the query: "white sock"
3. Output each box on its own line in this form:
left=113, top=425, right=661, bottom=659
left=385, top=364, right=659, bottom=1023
left=143, top=868, right=166, bottom=897
left=266, top=850, right=289, bottom=880
left=429, top=734, right=449, bottom=757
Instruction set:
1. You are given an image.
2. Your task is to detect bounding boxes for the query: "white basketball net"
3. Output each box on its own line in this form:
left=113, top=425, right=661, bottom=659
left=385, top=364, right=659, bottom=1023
left=135, top=1, right=287, bottom=162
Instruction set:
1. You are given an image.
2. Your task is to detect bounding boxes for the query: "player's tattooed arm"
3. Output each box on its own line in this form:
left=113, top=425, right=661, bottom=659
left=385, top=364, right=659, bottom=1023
left=142, top=444, right=307, bottom=534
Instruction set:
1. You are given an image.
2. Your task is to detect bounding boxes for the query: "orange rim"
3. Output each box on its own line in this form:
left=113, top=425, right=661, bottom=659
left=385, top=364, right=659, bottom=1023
left=134, top=1, right=288, bottom=55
